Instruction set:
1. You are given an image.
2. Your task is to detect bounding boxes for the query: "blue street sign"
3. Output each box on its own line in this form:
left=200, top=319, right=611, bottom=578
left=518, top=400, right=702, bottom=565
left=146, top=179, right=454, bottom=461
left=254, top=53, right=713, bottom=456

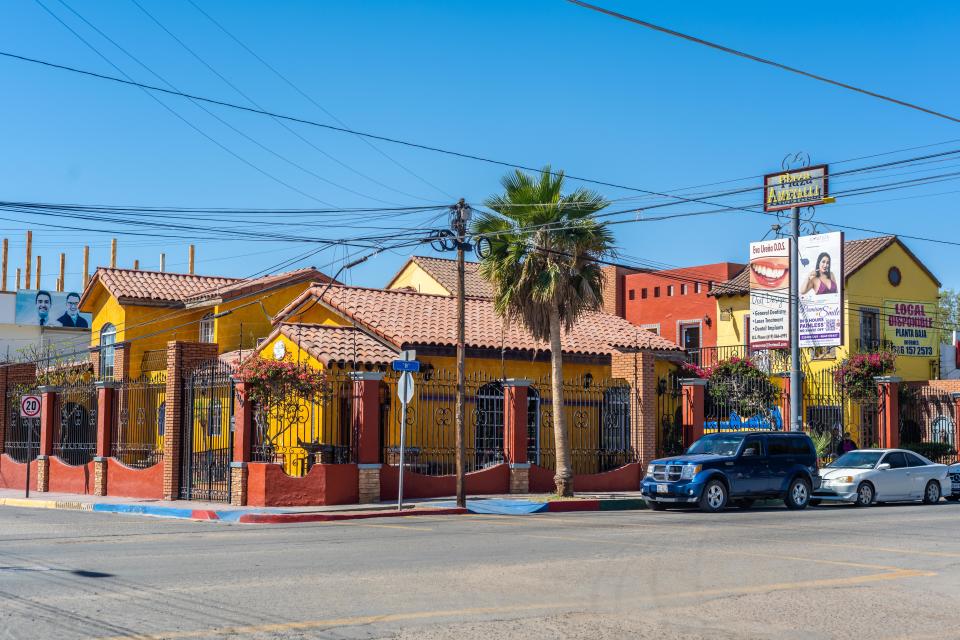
left=392, top=359, right=421, bottom=373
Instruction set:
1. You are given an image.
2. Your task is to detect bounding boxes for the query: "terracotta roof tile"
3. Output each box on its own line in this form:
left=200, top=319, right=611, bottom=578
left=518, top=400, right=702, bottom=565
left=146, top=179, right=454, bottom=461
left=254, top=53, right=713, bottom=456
left=710, top=235, right=925, bottom=297
left=82, top=267, right=328, bottom=308
left=281, top=285, right=680, bottom=356
left=404, top=256, right=493, bottom=298
left=277, top=323, right=397, bottom=366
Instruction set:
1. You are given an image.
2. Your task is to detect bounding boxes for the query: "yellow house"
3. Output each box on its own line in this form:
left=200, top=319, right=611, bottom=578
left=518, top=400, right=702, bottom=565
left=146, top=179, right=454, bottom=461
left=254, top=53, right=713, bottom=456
left=710, top=235, right=941, bottom=443
left=386, top=255, right=493, bottom=297
left=79, top=266, right=329, bottom=380
left=252, top=283, right=681, bottom=476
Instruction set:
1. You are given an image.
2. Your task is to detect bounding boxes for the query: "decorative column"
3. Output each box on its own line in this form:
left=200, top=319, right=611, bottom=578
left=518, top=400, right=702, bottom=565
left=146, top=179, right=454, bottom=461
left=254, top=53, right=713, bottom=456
left=36, top=385, right=57, bottom=492
left=680, top=378, right=706, bottom=447
left=952, top=393, right=960, bottom=448
left=351, top=371, right=384, bottom=504
left=503, top=379, right=531, bottom=494
left=875, top=376, right=901, bottom=449
left=778, top=372, right=791, bottom=432
left=229, top=381, right=253, bottom=506
left=93, top=380, right=117, bottom=496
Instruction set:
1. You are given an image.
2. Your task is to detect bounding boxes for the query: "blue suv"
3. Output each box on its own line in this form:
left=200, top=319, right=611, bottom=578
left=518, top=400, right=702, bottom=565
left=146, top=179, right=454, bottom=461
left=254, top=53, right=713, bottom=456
left=641, top=432, right=821, bottom=512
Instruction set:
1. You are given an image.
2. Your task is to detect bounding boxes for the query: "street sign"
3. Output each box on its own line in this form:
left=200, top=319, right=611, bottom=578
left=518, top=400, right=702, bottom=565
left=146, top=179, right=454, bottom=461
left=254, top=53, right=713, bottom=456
left=392, top=359, right=420, bottom=373
left=20, top=395, right=40, bottom=419
left=397, top=372, right=415, bottom=404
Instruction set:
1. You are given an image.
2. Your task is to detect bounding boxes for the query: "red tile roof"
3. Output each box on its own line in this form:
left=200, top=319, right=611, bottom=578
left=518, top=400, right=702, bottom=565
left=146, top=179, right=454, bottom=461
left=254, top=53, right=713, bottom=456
left=81, top=267, right=326, bottom=308
left=389, top=255, right=493, bottom=298
left=275, top=323, right=397, bottom=366
left=710, top=235, right=939, bottom=296
left=278, top=285, right=681, bottom=356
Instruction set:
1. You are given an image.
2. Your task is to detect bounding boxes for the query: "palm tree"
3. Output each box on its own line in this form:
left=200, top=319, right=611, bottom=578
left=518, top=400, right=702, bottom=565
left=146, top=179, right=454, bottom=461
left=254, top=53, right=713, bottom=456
left=473, top=167, right=613, bottom=497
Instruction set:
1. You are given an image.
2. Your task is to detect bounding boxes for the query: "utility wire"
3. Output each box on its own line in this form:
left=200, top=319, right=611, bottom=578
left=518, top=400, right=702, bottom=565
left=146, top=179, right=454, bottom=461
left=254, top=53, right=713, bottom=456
left=566, top=0, right=960, bottom=125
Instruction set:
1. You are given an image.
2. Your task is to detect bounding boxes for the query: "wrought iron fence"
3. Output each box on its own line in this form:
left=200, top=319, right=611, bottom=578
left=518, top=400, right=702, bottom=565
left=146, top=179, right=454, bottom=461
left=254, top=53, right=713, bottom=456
left=179, top=360, right=234, bottom=502
left=803, top=367, right=883, bottom=459
left=656, top=371, right=684, bottom=457
left=533, top=375, right=636, bottom=475
left=900, top=385, right=957, bottom=463
left=252, top=372, right=355, bottom=477
left=704, top=374, right=783, bottom=434
left=112, top=373, right=166, bottom=468
left=380, top=369, right=502, bottom=476
left=687, top=345, right=790, bottom=374
left=52, top=380, right=98, bottom=466
left=4, top=386, right=39, bottom=464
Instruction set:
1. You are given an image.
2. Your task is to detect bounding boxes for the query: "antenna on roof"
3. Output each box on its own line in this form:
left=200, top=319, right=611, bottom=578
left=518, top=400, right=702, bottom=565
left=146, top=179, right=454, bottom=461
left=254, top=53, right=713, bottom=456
left=159, top=253, right=166, bottom=273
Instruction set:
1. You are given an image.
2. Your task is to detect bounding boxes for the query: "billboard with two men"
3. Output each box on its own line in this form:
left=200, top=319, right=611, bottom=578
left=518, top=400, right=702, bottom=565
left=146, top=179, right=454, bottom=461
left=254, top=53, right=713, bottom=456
left=15, top=290, right=91, bottom=328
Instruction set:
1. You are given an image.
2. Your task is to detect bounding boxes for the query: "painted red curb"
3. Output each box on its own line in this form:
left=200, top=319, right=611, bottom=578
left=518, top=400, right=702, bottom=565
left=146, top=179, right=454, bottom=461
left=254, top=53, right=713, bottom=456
left=546, top=499, right=601, bottom=512
left=191, top=510, right=221, bottom=520
left=237, top=507, right=468, bottom=524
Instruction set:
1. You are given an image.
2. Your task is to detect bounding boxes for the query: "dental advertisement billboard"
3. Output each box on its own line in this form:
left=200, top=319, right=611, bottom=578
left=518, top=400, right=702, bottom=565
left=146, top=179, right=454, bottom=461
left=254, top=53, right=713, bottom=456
left=798, top=232, right=844, bottom=348
left=749, top=238, right=791, bottom=349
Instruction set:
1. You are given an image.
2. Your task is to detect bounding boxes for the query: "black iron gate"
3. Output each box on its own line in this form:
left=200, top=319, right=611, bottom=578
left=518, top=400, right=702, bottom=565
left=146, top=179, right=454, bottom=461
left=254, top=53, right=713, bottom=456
left=179, top=361, right=234, bottom=502
left=5, top=387, right=40, bottom=464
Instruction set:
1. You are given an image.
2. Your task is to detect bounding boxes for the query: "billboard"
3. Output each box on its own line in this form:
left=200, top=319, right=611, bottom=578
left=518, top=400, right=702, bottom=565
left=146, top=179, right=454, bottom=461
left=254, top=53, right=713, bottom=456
left=884, top=300, right=936, bottom=357
left=798, top=232, right=844, bottom=348
left=15, top=290, right=91, bottom=329
left=749, top=238, right=790, bottom=349
left=764, top=165, right=829, bottom=212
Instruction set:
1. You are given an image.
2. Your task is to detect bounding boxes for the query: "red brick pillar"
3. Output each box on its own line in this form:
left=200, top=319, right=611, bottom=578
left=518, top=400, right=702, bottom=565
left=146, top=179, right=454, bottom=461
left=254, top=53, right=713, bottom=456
left=611, top=349, right=657, bottom=467
left=681, top=379, right=706, bottom=447
left=229, top=382, right=252, bottom=506
left=93, top=381, right=116, bottom=496
left=876, top=377, right=901, bottom=449
left=351, top=371, right=384, bottom=504
left=503, top=379, right=531, bottom=494
left=163, top=341, right=219, bottom=501
left=779, top=373, right=791, bottom=432
left=36, top=386, right=57, bottom=492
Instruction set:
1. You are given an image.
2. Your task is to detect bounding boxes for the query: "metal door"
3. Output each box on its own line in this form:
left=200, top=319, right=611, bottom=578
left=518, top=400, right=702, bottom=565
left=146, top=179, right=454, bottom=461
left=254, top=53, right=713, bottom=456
left=179, top=361, right=234, bottom=502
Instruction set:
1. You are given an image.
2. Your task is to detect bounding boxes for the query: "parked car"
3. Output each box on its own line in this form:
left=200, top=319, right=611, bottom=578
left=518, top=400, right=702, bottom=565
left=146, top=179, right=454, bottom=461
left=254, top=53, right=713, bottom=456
left=943, top=461, right=960, bottom=501
left=640, top=431, right=820, bottom=512
left=813, top=449, right=949, bottom=507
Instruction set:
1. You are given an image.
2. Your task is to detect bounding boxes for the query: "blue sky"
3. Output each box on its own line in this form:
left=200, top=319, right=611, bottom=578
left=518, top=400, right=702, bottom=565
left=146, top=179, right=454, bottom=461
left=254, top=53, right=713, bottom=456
left=0, top=0, right=957, bottom=292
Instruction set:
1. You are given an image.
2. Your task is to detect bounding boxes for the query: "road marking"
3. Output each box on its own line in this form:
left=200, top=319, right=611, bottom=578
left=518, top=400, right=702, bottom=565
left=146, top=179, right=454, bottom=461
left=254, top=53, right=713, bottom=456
left=90, top=568, right=934, bottom=640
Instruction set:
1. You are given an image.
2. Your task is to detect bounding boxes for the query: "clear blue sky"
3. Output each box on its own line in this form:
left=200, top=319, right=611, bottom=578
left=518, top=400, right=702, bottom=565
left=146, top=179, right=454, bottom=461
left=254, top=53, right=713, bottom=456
left=1, top=0, right=957, bottom=292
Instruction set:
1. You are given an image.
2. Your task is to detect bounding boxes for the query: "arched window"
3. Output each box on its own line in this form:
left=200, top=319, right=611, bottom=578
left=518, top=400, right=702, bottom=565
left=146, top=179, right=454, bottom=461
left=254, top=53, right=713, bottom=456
left=99, top=323, right=116, bottom=380
left=526, top=387, right=541, bottom=465
left=474, top=381, right=504, bottom=470
left=199, top=313, right=215, bottom=344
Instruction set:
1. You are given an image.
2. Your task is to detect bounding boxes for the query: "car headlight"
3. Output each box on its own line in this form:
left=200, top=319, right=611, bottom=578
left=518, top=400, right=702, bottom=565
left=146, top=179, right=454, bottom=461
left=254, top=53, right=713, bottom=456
left=681, top=464, right=701, bottom=480
left=828, top=476, right=855, bottom=484
left=646, top=464, right=655, bottom=476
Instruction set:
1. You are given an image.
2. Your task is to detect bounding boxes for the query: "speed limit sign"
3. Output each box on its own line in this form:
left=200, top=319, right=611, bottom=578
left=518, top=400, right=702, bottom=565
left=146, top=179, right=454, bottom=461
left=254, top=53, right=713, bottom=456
left=20, top=395, right=41, bottom=419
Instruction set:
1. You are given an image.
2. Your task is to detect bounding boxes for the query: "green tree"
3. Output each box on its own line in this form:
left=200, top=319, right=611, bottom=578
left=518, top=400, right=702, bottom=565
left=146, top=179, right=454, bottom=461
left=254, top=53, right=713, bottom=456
left=939, top=288, right=960, bottom=335
left=473, top=167, right=613, bottom=496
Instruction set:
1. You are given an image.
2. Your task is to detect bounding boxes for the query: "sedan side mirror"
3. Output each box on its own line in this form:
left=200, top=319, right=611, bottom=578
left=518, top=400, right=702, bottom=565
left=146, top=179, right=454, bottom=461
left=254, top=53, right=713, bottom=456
left=877, top=463, right=891, bottom=471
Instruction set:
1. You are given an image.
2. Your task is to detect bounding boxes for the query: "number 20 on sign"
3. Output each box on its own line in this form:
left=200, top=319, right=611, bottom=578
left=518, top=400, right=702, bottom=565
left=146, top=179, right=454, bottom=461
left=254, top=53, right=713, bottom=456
left=20, top=395, right=41, bottom=418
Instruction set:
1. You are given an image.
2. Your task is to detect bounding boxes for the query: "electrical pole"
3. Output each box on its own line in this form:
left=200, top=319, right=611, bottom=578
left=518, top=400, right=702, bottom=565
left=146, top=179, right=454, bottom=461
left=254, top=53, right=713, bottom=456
left=789, top=205, right=801, bottom=431
left=453, top=199, right=470, bottom=508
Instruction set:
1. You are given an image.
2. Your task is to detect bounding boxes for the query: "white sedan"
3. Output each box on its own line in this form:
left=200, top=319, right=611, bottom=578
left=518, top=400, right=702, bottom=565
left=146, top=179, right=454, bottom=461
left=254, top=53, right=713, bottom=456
left=813, top=449, right=949, bottom=507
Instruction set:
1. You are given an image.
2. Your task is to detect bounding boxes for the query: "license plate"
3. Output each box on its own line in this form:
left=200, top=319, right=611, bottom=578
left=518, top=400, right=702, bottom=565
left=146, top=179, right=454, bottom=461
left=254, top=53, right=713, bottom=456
left=657, top=484, right=668, bottom=494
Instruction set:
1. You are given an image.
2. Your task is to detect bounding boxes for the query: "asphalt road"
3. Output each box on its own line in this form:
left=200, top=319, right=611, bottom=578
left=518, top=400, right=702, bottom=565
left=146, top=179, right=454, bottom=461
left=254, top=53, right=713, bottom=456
left=1, top=501, right=958, bottom=639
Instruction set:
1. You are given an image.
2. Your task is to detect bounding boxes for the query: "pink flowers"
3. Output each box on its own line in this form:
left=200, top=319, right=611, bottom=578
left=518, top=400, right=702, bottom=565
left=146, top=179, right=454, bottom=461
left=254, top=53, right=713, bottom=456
left=236, top=356, right=328, bottom=406
left=833, top=350, right=896, bottom=399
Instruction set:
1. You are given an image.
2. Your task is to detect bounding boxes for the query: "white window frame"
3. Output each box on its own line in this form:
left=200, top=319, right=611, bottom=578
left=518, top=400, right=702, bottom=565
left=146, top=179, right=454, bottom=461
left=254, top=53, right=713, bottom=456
left=199, top=313, right=215, bottom=344
left=639, top=323, right=661, bottom=335
left=677, top=320, right=703, bottom=351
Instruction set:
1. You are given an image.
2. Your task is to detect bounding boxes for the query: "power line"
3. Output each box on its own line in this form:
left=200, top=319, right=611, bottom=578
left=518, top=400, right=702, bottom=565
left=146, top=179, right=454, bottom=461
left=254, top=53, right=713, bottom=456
left=184, top=0, right=452, bottom=202
left=566, top=0, right=960, bottom=125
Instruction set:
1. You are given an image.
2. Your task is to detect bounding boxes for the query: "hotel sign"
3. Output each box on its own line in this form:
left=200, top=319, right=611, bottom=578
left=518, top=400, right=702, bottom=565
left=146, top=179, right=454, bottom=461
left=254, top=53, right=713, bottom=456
left=764, top=165, right=829, bottom=212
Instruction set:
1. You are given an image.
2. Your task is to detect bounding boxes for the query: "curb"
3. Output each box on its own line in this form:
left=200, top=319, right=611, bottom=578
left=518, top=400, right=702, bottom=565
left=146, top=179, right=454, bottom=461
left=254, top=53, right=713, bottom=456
left=236, top=507, right=469, bottom=524
left=544, top=498, right=647, bottom=513
left=0, top=497, right=93, bottom=511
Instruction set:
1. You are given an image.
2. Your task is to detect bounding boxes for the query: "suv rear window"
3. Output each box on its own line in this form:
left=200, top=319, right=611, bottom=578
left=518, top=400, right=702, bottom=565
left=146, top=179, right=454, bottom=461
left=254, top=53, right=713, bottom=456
left=787, top=436, right=813, bottom=456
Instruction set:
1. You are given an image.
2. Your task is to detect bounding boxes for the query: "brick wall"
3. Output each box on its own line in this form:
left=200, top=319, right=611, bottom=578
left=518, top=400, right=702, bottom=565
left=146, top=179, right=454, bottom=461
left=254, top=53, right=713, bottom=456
left=162, top=341, right=219, bottom=501
left=601, top=265, right=637, bottom=317
left=611, top=349, right=657, bottom=466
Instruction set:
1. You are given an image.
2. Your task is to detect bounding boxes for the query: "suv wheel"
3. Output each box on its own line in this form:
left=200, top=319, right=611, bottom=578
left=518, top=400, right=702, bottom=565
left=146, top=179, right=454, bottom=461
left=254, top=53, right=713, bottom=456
left=699, top=479, right=728, bottom=513
left=784, top=477, right=811, bottom=510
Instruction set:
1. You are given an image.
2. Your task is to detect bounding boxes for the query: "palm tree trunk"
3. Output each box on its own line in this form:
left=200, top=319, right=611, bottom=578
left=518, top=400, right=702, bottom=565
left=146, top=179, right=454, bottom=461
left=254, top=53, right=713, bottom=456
left=549, top=303, right=574, bottom=497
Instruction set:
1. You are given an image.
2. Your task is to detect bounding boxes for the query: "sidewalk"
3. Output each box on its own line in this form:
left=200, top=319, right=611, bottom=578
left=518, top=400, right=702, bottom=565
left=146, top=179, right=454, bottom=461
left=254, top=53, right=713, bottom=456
left=0, top=488, right=647, bottom=524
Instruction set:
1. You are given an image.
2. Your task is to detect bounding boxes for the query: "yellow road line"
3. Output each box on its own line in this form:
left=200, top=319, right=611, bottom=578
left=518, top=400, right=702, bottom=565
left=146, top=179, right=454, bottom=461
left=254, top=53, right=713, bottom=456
left=90, top=568, right=933, bottom=640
